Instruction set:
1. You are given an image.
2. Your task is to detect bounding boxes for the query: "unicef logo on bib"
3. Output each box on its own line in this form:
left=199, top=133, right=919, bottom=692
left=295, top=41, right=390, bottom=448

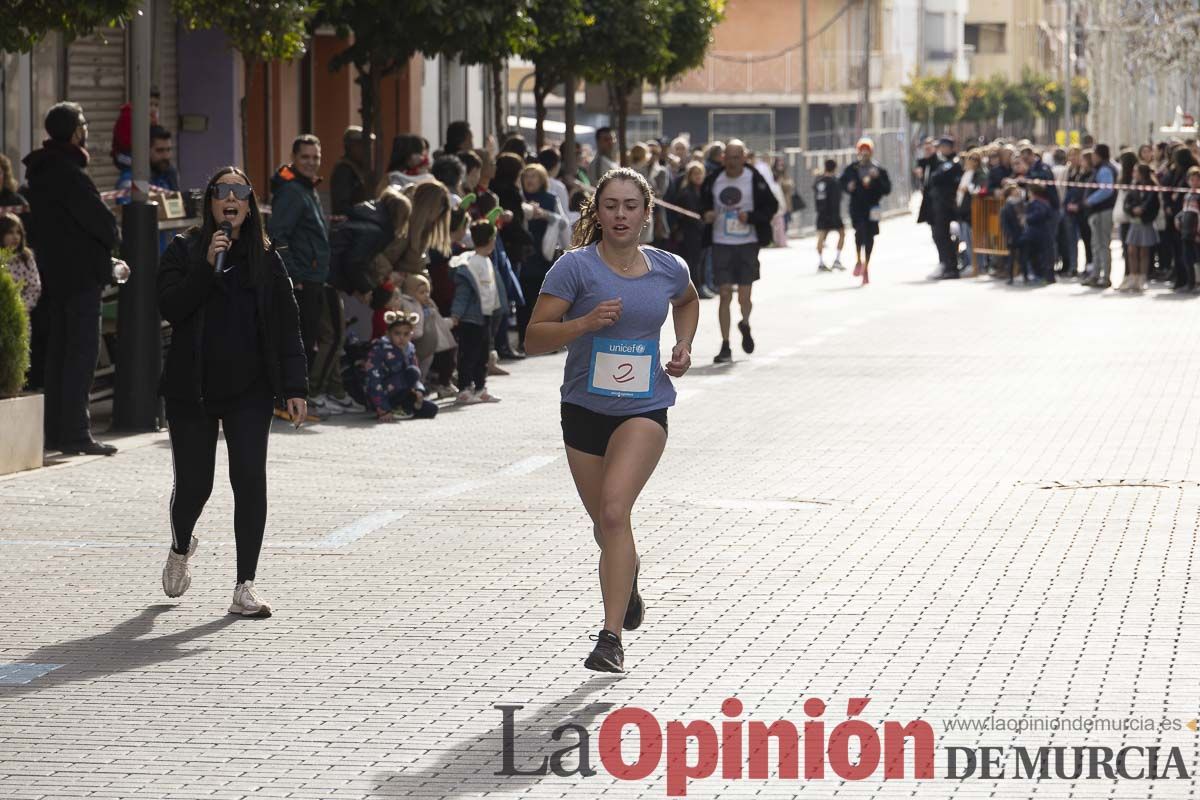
left=588, top=337, right=658, bottom=399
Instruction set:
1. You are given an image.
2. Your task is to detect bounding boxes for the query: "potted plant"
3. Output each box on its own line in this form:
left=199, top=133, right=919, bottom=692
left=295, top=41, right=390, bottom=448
left=0, top=248, right=43, bottom=474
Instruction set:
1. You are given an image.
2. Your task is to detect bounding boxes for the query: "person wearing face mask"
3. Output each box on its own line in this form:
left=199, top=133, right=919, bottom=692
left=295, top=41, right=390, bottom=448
left=22, top=101, right=123, bottom=456
left=524, top=168, right=700, bottom=673
left=157, top=167, right=308, bottom=618
left=839, top=137, right=893, bottom=285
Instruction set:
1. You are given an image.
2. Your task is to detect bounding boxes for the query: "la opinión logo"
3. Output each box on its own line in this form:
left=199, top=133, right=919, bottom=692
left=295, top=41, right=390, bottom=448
left=493, top=698, right=1192, bottom=796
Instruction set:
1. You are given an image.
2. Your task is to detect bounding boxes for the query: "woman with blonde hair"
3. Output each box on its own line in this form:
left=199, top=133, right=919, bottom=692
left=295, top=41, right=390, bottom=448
left=374, top=180, right=452, bottom=278
left=518, top=162, right=566, bottom=348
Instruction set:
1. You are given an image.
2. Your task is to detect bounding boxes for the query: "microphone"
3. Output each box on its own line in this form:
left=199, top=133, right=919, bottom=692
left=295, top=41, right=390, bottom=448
left=215, top=221, right=233, bottom=272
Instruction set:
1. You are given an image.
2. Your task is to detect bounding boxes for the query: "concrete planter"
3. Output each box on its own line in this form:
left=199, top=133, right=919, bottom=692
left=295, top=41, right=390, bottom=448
left=0, top=393, right=44, bottom=475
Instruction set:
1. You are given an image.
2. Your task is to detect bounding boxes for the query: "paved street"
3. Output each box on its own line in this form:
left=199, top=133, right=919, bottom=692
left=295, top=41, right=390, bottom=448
left=2, top=215, right=1198, bottom=799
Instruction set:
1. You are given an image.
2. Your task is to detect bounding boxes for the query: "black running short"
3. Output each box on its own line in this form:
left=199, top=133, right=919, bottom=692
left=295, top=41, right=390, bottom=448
left=561, top=402, right=668, bottom=457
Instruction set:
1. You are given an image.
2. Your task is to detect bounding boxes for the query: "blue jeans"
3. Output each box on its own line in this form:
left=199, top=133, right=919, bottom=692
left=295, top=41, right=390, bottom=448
left=1064, top=216, right=1079, bottom=274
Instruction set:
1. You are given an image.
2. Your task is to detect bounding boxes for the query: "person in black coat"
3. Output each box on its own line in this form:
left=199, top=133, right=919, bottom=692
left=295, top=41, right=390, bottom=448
left=22, top=102, right=122, bottom=455
left=157, top=166, right=308, bottom=619
left=838, top=138, right=893, bottom=285
left=926, top=136, right=964, bottom=278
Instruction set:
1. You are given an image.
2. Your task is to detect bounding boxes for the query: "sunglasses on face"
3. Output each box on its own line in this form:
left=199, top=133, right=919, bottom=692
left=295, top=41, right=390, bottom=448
left=212, top=183, right=253, bottom=201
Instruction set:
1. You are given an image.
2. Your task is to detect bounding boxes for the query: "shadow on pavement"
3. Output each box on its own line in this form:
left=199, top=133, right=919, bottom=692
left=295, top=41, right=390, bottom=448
left=369, top=675, right=622, bottom=798
left=0, top=604, right=237, bottom=697
left=686, top=363, right=737, bottom=376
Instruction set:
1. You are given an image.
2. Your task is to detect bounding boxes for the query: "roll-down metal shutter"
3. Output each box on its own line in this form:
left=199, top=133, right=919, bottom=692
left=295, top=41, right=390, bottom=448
left=67, top=26, right=128, bottom=193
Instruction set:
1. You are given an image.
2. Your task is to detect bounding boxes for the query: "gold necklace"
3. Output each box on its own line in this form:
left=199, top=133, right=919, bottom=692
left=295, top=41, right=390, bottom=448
left=601, top=242, right=640, bottom=272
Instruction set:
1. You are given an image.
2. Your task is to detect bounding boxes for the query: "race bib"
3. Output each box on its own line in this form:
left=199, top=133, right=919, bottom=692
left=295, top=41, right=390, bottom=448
left=588, top=337, right=658, bottom=398
left=723, top=210, right=752, bottom=238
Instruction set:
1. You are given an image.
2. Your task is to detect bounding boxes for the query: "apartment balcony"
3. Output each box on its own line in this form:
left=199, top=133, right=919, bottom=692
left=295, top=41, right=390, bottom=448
left=663, top=50, right=885, bottom=105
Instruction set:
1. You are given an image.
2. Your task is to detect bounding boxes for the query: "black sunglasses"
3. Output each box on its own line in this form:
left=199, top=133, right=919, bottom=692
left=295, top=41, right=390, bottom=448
left=212, top=183, right=253, bottom=201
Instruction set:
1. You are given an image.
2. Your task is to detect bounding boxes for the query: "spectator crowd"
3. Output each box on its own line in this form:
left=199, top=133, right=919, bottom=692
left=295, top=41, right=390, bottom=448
left=910, top=133, right=1200, bottom=293
left=3, top=100, right=800, bottom=443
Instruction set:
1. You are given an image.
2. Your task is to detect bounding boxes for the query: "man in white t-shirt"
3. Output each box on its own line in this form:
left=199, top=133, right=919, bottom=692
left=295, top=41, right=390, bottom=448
left=700, top=139, right=779, bottom=363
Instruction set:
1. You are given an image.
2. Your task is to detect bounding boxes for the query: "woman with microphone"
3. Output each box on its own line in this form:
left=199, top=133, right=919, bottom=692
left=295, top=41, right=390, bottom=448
left=157, top=167, right=308, bottom=617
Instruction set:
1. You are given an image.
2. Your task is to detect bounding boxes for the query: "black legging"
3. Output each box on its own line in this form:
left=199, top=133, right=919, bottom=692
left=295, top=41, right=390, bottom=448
left=515, top=269, right=546, bottom=348
left=166, top=387, right=274, bottom=583
left=855, top=226, right=876, bottom=262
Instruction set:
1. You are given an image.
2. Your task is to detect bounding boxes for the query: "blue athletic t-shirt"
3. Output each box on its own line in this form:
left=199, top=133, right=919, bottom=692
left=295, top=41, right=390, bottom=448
left=540, top=243, right=691, bottom=415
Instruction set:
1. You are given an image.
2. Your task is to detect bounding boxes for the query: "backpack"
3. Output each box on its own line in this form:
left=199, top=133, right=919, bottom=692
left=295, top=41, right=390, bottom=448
left=328, top=200, right=393, bottom=294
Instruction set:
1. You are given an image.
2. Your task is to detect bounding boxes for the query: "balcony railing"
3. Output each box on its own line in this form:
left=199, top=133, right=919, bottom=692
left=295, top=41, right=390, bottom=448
left=668, top=50, right=884, bottom=96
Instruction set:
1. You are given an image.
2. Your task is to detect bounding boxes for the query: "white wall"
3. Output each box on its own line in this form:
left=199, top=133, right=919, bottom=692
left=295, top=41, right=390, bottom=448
left=421, top=54, right=441, bottom=148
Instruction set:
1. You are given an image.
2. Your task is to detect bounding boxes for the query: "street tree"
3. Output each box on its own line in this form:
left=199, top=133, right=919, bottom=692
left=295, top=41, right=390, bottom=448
left=524, top=0, right=592, bottom=151
left=2, top=0, right=136, bottom=52
left=648, top=0, right=725, bottom=93
left=442, top=2, right=537, bottom=142
left=322, top=1, right=533, bottom=175
left=580, top=0, right=671, bottom=164
left=174, top=0, right=315, bottom=169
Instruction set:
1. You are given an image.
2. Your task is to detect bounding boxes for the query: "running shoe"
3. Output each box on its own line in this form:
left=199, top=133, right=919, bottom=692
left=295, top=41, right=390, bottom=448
left=229, top=581, right=273, bottom=618
left=475, top=390, right=502, bottom=403
left=624, top=556, right=645, bottom=630
left=818, top=262, right=831, bottom=272
left=713, top=341, right=733, bottom=364
left=584, top=629, right=625, bottom=673
left=327, top=394, right=366, bottom=413
left=738, top=320, right=755, bottom=354
left=833, top=258, right=845, bottom=271
left=162, top=536, right=198, bottom=598
left=316, top=394, right=345, bottom=415
left=456, top=390, right=481, bottom=405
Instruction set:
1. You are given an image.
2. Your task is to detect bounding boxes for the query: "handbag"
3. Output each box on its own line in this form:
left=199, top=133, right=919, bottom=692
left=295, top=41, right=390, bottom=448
left=868, top=205, right=882, bottom=222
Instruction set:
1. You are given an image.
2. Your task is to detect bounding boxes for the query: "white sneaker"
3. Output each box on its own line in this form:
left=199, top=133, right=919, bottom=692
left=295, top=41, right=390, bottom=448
left=306, top=396, right=331, bottom=419
left=436, top=384, right=459, bottom=400
left=474, top=389, right=501, bottom=403
left=162, top=536, right=198, bottom=598
left=456, top=390, right=479, bottom=405
left=317, top=394, right=345, bottom=415
left=229, top=581, right=273, bottom=618
left=328, top=394, right=365, bottom=413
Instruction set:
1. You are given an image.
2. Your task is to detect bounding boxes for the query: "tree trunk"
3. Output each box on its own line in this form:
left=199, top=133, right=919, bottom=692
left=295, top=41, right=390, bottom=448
left=533, top=69, right=547, bottom=151
left=241, top=56, right=255, bottom=174
left=356, top=60, right=385, bottom=187
left=562, top=70, right=577, bottom=185
left=615, top=84, right=628, bottom=167
left=491, top=61, right=505, bottom=139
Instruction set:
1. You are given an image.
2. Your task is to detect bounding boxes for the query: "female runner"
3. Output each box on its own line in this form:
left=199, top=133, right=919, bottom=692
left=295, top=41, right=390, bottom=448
left=525, top=168, right=700, bottom=672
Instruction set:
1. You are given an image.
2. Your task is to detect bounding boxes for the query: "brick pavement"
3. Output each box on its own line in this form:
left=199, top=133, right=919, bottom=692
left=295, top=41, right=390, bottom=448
left=1, top=218, right=1198, bottom=798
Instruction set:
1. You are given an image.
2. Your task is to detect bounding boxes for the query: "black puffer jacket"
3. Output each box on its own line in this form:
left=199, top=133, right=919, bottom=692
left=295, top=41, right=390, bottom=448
left=22, top=142, right=119, bottom=297
left=157, top=231, right=307, bottom=403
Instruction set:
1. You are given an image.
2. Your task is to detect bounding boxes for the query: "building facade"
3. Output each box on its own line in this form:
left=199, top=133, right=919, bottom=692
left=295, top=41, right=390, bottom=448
left=510, top=0, right=965, bottom=154
left=1, top=3, right=489, bottom=203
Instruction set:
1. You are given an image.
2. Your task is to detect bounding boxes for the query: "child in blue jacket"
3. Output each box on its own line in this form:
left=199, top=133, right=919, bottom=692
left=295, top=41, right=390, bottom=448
left=363, top=312, right=438, bottom=420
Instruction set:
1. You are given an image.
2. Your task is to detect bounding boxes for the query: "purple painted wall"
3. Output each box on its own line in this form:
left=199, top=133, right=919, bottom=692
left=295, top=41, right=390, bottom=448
left=176, top=27, right=239, bottom=191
